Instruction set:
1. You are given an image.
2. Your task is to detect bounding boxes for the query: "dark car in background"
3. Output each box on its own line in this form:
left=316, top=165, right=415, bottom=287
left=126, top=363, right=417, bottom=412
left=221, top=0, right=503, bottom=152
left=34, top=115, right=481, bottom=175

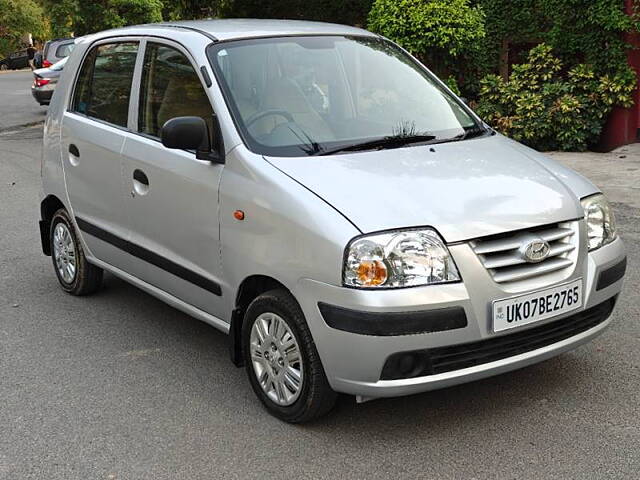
left=0, top=48, right=29, bottom=70
left=41, top=38, right=75, bottom=68
left=31, top=57, right=67, bottom=105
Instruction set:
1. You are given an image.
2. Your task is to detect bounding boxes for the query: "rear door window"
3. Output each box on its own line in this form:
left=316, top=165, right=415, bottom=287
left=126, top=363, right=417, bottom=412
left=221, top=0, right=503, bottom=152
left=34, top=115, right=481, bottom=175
left=72, top=42, right=138, bottom=128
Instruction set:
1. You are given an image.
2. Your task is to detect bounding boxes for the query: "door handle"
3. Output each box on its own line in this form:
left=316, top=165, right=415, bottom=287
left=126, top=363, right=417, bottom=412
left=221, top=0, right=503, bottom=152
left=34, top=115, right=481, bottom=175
left=132, top=169, right=150, bottom=196
left=67, top=143, right=80, bottom=166
left=133, top=169, right=149, bottom=185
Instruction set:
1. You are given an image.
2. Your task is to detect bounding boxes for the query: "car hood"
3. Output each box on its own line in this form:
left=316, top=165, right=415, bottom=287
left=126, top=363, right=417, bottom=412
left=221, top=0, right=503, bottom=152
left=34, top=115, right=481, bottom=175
left=265, top=134, right=586, bottom=242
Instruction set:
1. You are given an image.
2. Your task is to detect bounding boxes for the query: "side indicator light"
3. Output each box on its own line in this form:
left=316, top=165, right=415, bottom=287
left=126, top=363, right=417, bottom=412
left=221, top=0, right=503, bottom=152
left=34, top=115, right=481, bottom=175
left=233, top=210, right=245, bottom=221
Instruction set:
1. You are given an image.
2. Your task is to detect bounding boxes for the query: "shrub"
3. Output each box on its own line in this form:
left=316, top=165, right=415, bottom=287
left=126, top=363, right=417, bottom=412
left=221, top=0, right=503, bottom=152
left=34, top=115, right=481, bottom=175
left=367, top=0, right=485, bottom=77
left=444, top=75, right=462, bottom=96
left=475, top=44, right=636, bottom=151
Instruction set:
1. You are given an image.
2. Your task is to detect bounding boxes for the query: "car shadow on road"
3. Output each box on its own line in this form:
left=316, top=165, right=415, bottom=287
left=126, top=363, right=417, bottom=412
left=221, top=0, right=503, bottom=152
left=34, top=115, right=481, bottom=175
left=327, top=358, right=572, bottom=425
left=81, top=271, right=602, bottom=436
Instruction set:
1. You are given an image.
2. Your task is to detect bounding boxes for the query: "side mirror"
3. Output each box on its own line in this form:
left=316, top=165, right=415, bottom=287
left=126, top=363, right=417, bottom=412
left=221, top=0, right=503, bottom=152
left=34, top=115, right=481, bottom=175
left=161, top=116, right=224, bottom=164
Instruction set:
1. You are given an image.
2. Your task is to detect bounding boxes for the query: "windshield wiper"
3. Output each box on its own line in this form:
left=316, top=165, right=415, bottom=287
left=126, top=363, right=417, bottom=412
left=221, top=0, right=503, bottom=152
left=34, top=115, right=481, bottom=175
left=314, top=134, right=436, bottom=156
left=434, top=126, right=489, bottom=145
left=287, top=125, right=324, bottom=155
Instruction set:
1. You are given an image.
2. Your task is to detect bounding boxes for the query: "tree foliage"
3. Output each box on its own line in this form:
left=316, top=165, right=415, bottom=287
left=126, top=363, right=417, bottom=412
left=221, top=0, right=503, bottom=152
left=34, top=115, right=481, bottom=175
left=221, top=0, right=374, bottom=26
left=0, top=0, right=47, bottom=55
left=2, top=0, right=635, bottom=151
left=161, top=0, right=228, bottom=21
left=20, top=0, right=373, bottom=40
left=24, top=0, right=163, bottom=37
left=72, top=0, right=163, bottom=35
left=37, top=0, right=76, bottom=38
left=474, top=0, right=638, bottom=76
left=476, top=44, right=636, bottom=151
left=367, top=0, right=485, bottom=77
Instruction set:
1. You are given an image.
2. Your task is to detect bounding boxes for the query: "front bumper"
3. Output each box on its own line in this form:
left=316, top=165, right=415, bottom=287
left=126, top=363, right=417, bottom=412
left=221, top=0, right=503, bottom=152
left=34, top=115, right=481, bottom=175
left=294, top=236, right=626, bottom=398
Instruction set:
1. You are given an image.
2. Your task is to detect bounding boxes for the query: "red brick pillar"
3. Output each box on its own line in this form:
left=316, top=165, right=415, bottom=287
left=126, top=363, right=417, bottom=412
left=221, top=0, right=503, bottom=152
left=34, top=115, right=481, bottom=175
left=599, top=0, right=640, bottom=151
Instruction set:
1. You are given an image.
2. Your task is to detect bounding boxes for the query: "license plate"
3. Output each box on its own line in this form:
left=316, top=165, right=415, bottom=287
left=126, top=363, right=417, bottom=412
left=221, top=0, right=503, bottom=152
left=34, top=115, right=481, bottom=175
left=492, top=279, right=583, bottom=332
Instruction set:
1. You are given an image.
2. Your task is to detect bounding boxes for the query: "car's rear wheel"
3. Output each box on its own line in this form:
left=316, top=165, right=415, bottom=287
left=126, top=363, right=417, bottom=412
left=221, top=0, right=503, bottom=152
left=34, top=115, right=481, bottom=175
left=0, top=64, right=8, bottom=71
left=50, top=208, right=103, bottom=295
left=242, top=289, right=337, bottom=423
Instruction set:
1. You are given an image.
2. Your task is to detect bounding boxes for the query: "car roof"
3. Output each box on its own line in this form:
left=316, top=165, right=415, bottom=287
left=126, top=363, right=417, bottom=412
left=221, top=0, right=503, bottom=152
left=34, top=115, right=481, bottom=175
left=102, top=19, right=376, bottom=42
left=46, top=38, right=74, bottom=45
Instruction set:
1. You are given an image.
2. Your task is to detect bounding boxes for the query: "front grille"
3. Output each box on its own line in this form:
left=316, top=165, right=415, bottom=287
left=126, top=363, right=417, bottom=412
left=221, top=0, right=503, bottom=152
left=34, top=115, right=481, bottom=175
left=380, top=299, right=614, bottom=380
left=471, top=222, right=579, bottom=284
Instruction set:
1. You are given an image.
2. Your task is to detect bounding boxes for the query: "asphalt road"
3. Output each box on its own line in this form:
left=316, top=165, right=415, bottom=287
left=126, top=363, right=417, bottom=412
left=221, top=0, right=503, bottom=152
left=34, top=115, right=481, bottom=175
left=1, top=74, right=639, bottom=480
left=0, top=70, right=47, bottom=131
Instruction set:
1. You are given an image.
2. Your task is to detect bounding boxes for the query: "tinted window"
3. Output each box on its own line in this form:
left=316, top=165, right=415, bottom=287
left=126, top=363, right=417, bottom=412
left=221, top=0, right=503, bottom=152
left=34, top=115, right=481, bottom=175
left=139, top=43, right=213, bottom=138
left=72, top=42, right=138, bottom=128
left=55, top=42, right=74, bottom=58
left=10, top=50, right=27, bottom=59
left=72, top=48, right=97, bottom=115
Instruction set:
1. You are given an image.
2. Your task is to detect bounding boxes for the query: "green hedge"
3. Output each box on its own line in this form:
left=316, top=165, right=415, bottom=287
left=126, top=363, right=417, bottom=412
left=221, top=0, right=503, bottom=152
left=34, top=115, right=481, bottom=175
left=475, top=0, right=637, bottom=77
left=476, top=44, right=636, bottom=151
left=368, top=0, right=485, bottom=78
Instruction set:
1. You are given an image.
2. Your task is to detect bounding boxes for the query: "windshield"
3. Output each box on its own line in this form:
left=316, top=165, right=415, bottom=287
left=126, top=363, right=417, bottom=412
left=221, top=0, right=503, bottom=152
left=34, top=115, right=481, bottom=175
left=208, top=36, right=480, bottom=157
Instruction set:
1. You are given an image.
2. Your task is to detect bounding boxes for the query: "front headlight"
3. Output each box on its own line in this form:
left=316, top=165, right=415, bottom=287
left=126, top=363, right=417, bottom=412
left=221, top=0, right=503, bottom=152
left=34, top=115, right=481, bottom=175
left=581, top=193, right=617, bottom=251
left=343, top=228, right=460, bottom=288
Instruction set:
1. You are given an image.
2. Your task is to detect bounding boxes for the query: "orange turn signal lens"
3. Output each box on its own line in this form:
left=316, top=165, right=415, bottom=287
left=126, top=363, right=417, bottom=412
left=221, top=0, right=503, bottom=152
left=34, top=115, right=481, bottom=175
left=357, top=260, right=388, bottom=286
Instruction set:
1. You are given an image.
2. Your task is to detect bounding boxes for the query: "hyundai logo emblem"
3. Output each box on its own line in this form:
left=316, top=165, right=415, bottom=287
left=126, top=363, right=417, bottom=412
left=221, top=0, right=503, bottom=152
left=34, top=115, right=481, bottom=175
left=520, top=238, right=551, bottom=263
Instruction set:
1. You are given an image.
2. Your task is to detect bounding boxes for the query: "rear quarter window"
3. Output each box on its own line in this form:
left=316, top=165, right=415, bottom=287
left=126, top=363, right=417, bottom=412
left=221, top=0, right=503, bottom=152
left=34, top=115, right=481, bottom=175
left=71, top=42, right=139, bottom=128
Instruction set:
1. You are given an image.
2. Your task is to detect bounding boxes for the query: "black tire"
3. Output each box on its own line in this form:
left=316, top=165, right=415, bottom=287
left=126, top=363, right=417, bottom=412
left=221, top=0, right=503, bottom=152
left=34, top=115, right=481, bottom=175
left=50, top=208, right=103, bottom=295
left=242, top=289, right=337, bottom=423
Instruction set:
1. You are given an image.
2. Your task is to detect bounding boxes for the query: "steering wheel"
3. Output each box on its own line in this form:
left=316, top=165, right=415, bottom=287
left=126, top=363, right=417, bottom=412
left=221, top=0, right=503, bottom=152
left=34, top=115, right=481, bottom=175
left=245, top=109, right=295, bottom=129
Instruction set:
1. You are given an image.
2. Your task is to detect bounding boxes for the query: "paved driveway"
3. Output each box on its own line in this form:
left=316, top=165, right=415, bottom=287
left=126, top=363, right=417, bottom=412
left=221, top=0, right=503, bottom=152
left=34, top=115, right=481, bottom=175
left=0, top=70, right=46, bottom=131
left=0, top=74, right=638, bottom=479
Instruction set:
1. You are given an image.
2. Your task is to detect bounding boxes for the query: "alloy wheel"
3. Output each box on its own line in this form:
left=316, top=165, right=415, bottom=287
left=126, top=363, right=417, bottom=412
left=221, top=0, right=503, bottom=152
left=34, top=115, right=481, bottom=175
left=249, top=312, right=304, bottom=406
left=53, top=222, right=77, bottom=284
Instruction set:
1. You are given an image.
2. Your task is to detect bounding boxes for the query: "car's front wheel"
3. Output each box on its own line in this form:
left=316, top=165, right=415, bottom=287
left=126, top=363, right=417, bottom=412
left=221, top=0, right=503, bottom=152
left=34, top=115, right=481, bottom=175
left=242, top=289, right=337, bottom=423
left=50, top=208, right=103, bottom=295
left=0, top=64, right=8, bottom=71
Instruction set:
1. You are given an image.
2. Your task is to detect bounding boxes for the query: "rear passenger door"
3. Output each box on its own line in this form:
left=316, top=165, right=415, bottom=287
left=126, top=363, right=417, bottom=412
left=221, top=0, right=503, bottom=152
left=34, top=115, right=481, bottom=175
left=61, top=40, right=139, bottom=271
left=120, top=39, right=225, bottom=317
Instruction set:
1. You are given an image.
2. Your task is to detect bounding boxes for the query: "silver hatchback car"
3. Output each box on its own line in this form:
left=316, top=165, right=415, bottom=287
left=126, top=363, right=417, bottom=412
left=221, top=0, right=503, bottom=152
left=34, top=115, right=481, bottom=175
left=40, top=20, right=627, bottom=422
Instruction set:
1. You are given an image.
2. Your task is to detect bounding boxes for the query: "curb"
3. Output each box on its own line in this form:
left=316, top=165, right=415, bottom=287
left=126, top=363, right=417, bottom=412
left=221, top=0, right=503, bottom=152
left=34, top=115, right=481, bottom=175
left=0, top=68, right=32, bottom=75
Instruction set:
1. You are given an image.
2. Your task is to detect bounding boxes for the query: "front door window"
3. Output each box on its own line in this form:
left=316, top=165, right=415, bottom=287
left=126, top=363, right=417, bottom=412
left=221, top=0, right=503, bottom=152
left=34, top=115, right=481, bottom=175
left=138, top=43, right=214, bottom=138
